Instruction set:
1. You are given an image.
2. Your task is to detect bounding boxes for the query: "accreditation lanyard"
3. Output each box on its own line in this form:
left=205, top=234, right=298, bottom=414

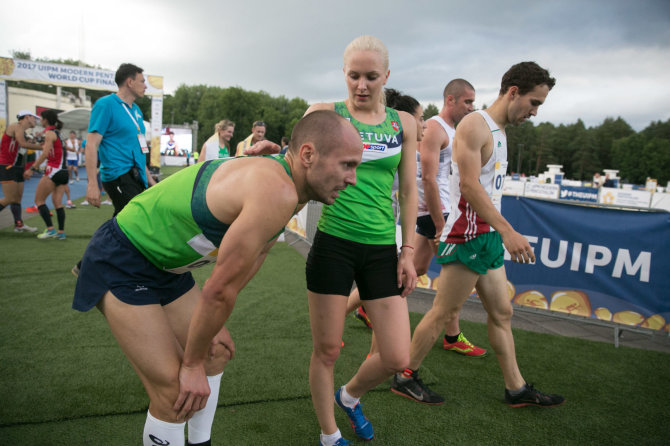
left=121, top=102, right=149, bottom=154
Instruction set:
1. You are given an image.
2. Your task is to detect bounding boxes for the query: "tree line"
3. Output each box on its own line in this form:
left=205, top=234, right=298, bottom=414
left=161, top=85, right=308, bottom=151
left=423, top=105, right=670, bottom=185
left=8, top=52, right=669, bottom=186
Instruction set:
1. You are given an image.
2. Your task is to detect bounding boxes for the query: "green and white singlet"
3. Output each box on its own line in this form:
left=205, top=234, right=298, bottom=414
left=317, top=102, right=403, bottom=245
left=116, top=155, right=292, bottom=273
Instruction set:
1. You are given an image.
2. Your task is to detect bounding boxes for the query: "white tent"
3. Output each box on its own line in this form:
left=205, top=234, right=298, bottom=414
left=58, top=108, right=91, bottom=132
left=58, top=108, right=150, bottom=139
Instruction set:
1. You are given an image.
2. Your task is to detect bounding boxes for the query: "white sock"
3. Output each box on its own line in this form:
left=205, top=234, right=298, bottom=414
left=188, top=372, right=223, bottom=444
left=339, top=385, right=359, bottom=408
left=320, top=429, right=343, bottom=446
left=143, top=410, right=185, bottom=446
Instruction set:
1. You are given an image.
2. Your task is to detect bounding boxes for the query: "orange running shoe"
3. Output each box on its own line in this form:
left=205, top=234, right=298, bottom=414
left=443, top=332, right=487, bottom=357
left=354, top=306, right=372, bottom=329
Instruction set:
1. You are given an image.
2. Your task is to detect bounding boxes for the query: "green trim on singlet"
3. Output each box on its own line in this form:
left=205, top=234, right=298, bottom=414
left=271, top=153, right=292, bottom=179
left=317, top=102, right=403, bottom=244
left=191, top=159, right=230, bottom=246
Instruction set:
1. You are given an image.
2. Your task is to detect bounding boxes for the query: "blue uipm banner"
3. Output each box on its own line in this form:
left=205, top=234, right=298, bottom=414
left=503, top=196, right=670, bottom=330
left=421, top=196, right=670, bottom=331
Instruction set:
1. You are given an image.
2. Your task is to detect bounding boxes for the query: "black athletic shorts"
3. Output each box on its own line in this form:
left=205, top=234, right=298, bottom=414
left=0, top=164, right=24, bottom=183
left=306, top=229, right=402, bottom=300
left=416, top=213, right=448, bottom=239
left=49, top=169, right=69, bottom=186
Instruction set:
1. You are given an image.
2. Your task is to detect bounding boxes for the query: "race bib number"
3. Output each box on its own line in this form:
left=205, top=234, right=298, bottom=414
left=164, top=234, right=219, bottom=273
left=491, top=161, right=508, bottom=208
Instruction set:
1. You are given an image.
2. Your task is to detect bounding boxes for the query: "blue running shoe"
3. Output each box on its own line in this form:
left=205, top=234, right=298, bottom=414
left=334, top=387, right=374, bottom=441
left=319, top=438, right=351, bottom=446
left=37, top=228, right=57, bottom=239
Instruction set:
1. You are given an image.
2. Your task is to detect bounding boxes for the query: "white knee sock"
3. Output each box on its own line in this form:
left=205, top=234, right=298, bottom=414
left=188, top=372, right=223, bottom=444
left=143, top=410, right=185, bottom=446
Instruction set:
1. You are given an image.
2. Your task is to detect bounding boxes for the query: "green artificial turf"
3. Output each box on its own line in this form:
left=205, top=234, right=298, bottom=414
left=1, top=170, right=669, bottom=444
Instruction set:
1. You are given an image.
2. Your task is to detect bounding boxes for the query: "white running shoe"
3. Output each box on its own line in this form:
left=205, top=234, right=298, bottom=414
left=101, top=199, right=113, bottom=205
left=14, top=223, right=38, bottom=233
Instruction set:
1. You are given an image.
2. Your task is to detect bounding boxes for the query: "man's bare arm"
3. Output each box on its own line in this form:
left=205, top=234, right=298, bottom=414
left=419, top=120, right=448, bottom=238
left=454, top=115, right=534, bottom=264
left=174, top=167, right=297, bottom=419
left=396, top=111, right=418, bottom=296
left=84, top=132, right=103, bottom=207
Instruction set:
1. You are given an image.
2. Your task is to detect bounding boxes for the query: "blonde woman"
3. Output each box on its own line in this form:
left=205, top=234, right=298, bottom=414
left=304, top=35, right=418, bottom=446
left=200, top=120, right=235, bottom=161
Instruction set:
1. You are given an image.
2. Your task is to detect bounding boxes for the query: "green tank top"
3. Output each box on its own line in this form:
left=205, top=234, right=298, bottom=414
left=116, top=155, right=292, bottom=273
left=318, top=102, right=403, bottom=244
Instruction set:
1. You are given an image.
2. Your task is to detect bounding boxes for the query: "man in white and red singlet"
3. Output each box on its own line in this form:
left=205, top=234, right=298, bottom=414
left=399, top=62, right=565, bottom=409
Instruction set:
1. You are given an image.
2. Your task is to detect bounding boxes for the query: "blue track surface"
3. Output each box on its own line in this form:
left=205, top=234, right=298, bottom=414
left=1, top=169, right=91, bottom=209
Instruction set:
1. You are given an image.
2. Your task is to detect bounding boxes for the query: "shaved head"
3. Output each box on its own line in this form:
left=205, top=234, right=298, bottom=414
left=443, top=78, right=475, bottom=101
left=289, top=110, right=359, bottom=156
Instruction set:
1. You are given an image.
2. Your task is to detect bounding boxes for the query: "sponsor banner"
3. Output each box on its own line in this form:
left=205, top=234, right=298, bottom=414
left=422, top=196, right=670, bottom=330
left=0, top=58, right=163, bottom=96
left=160, top=155, right=188, bottom=167
left=651, top=192, right=670, bottom=212
left=524, top=182, right=560, bottom=199
left=599, top=187, right=651, bottom=207
left=0, top=80, right=7, bottom=134
left=150, top=96, right=163, bottom=167
left=558, top=185, right=599, bottom=203
left=503, top=179, right=525, bottom=196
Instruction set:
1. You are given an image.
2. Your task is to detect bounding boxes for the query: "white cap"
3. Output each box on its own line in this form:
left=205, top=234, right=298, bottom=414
left=17, top=110, right=39, bottom=119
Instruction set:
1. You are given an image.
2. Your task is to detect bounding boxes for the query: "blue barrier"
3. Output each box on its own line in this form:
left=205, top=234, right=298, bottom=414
left=423, top=196, right=670, bottom=331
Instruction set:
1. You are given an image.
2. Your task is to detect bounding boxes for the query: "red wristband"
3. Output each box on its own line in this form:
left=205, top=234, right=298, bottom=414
left=401, top=244, right=414, bottom=250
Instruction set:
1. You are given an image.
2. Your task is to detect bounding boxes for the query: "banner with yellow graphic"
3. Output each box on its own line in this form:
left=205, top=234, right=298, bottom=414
left=0, top=57, right=163, bottom=96
left=0, top=80, right=7, bottom=135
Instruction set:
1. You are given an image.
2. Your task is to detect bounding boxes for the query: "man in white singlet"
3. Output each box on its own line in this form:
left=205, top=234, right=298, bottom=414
left=415, top=80, right=487, bottom=357
left=396, top=62, right=565, bottom=408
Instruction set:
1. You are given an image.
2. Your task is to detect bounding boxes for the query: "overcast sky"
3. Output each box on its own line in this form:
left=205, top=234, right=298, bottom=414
left=2, top=0, right=669, bottom=131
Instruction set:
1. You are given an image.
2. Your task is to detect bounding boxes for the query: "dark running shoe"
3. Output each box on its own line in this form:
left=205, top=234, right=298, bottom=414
left=390, top=372, right=444, bottom=405
left=505, top=383, right=565, bottom=408
left=334, top=387, right=374, bottom=441
left=354, top=306, right=373, bottom=329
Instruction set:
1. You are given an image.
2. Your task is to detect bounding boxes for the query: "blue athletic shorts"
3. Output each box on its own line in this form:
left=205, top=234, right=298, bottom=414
left=305, top=229, right=402, bottom=300
left=72, top=218, right=196, bottom=311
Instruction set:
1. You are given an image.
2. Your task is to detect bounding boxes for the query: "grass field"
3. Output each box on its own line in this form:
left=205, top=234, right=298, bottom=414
left=1, top=167, right=669, bottom=445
